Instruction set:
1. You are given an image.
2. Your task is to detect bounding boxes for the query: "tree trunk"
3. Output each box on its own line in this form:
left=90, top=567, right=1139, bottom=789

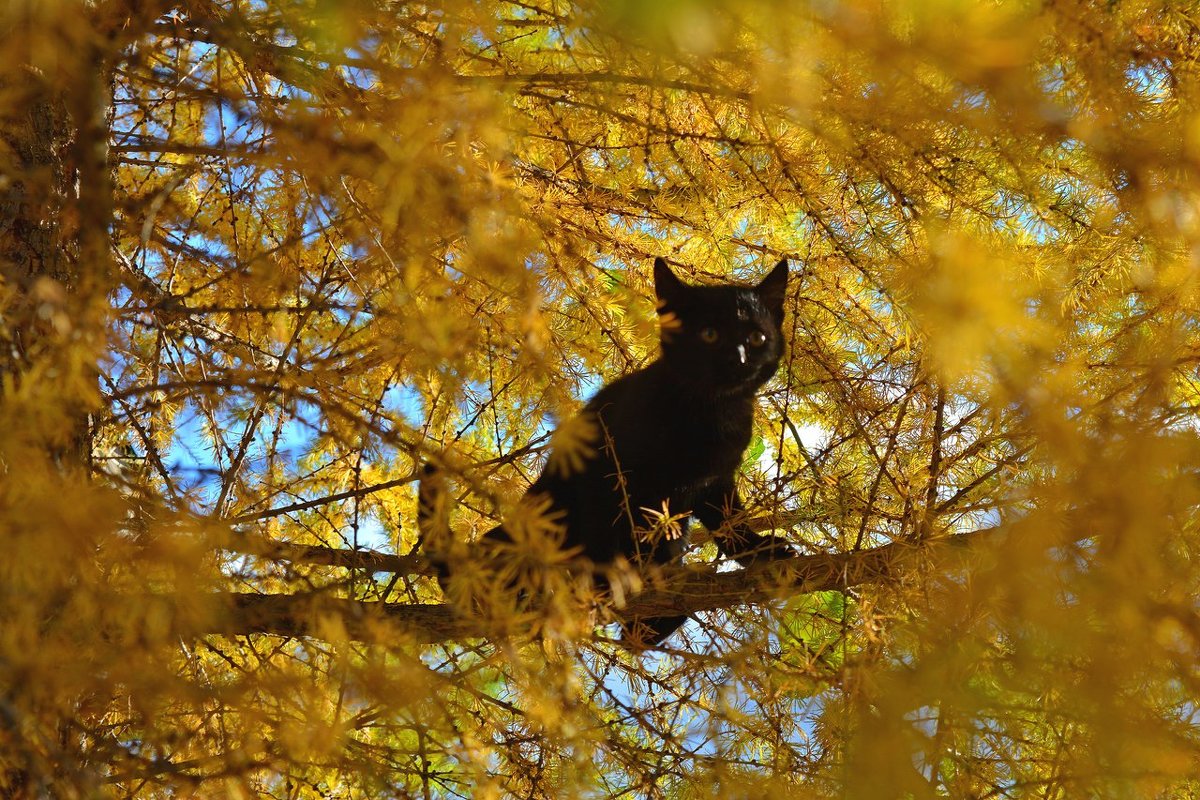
left=0, top=5, right=115, bottom=793
left=0, top=49, right=113, bottom=470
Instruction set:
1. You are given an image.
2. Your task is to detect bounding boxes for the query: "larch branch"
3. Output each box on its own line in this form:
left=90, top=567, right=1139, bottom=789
left=211, top=526, right=1001, bottom=643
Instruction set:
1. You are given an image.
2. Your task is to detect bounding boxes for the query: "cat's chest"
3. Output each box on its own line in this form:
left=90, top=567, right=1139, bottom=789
left=669, top=413, right=749, bottom=464
left=586, top=368, right=755, bottom=489
left=613, top=401, right=752, bottom=486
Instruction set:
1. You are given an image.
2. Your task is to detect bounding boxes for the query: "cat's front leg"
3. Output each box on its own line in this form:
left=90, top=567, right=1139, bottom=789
left=694, top=481, right=795, bottom=567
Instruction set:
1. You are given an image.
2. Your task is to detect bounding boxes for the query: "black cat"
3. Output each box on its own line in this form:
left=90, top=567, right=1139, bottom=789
left=422, top=257, right=795, bottom=645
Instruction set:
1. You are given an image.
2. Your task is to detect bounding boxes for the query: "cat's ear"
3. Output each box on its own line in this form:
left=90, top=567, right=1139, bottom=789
left=654, top=257, right=687, bottom=313
left=755, top=259, right=789, bottom=321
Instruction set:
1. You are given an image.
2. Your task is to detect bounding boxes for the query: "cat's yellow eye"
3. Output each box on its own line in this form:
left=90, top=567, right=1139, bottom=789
left=699, top=327, right=719, bottom=343
left=748, top=330, right=767, bottom=347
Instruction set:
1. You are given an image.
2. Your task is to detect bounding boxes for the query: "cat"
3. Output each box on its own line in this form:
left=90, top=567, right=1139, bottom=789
left=420, top=257, right=795, bottom=646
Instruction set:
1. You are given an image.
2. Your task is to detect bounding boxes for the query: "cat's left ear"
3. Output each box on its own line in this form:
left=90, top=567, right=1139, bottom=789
left=654, top=257, right=688, bottom=314
left=755, top=259, right=789, bottom=321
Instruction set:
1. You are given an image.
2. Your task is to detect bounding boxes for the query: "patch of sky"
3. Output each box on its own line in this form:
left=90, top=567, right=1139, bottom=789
left=450, top=378, right=516, bottom=447
left=643, top=155, right=692, bottom=185
left=1038, top=62, right=1067, bottom=96
left=589, top=622, right=823, bottom=761
left=303, top=189, right=345, bottom=240
left=1047, top=535, right=1095, bottom=573
left=730, top=250, right=771, bottom=278
left=866, top=282, right=900, bottom=324
left=1125, top=60, right=1173, bottom=104
left=590, top=250, right=627, bottom=277
left=1055, top=135, right=1085, bottom=155
left=542, top=25, right=571, bottom=50
left=1070, top=317, right=1111, bottom=347
left=585, top=149, right=609, bottom=171
left=908, top=708, right=956, bottom=783
left=1036, top=61, right=1086, bottom=118
left=815, top=179, right=857, bottom=240
left=225, top=162, right=269, bottom=203
left=383, top=383, right=426, bottom=428
left=204, top=97, right=255, bottom=147
left=1177, top=314, right=1200, bottom=345
left=102, top=341, right=135, bottom=393
left=180, top=225, right=233, bottom=263
left=952, top=87, right=991, bottom=113
left=780, top=419, right=829, bottom=454
left=941, top=393, right=980, bottom=431
left=1044, top=171, right=1092, bottom=206
left=110, top=282, right=135, bottom=312
left=606, top=211, right=633, bottom=235
left=734, top=143, right=772, bottom=175
left=341, top=512, right=392, bottom=552
left=419, top=619, right=826, bottom=776
left=163, top=399, right=223, bottom=508
left=339, top=60, right=379, bottom=92
left=1175, top=699, right=1200, bottom=726
left=315, top=284, right=370, bottom=332
left=276, top=402, right=322, bottom=459
left=574, top=372, right=604, bottom=403
left=969, top=507, right=1002, bottom=531
left=731, top=216, right=753, bottom=241
left=992, top=187, right=1053, bottom=243
left=463, top=26, right=492, bottom=53
left=1024, top=296, right=1044, bottom=322
left=906, top=703, right=940, bottom=740
left=636, top=217, right=674, bottom=245
left=339, top=237, right=371, bottom=264
left=725, top=220, right=775, bottom=274
left=641, top=161, right=667, bottom=187
left=433, top=249, right=463, bottom=282
left=271, top=71, right=317, bottom=107
left=237, top=416, right=399, bottom=550
left=113, top=111, right=172, bottom=149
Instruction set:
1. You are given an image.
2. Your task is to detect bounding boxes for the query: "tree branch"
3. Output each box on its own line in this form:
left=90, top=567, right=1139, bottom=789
left=213, top=526, right=1002, bottom=643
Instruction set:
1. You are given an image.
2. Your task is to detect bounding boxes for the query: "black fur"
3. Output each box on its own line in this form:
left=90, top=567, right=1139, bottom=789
left=423, top=257, right=794, bottom=646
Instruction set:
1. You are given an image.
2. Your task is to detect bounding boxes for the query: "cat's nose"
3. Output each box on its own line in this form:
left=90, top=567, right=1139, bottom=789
left=736, top=344, right=747, bottom=364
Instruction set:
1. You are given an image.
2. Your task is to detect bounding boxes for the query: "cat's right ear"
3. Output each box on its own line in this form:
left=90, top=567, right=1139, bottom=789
left=654, top=257, right=687, bottom=314
left=755, top=258, right=789, bottom=322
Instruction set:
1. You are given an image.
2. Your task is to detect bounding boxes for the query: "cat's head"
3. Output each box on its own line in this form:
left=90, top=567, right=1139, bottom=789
left=653, top=257, right=789, bottom=395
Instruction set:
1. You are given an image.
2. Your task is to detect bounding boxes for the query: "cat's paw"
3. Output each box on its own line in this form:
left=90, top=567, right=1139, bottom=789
left=731, top=534, right=796, bottom=568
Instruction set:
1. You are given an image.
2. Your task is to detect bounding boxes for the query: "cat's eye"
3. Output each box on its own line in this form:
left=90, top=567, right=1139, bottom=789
left=748, top=330, right=768, bottom=347
left=699, top=327, right=719, bottom=343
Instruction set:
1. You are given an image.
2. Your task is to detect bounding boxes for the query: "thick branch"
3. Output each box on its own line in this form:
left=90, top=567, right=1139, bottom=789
left=214, top=527, right=1001, bottom=643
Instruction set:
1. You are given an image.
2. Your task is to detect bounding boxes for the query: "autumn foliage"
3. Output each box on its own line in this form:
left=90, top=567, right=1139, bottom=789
left=3, top=0, right=1200, bottom=796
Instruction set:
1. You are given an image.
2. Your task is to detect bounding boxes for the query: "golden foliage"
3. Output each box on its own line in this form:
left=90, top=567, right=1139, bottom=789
left=2, top=0, right=1200, bottom=796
